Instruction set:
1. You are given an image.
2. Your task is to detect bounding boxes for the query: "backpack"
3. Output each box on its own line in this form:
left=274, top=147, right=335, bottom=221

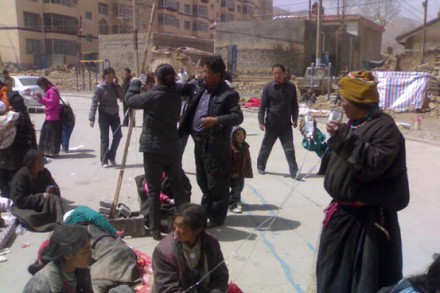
left=59, top=99, right=75, bottom=125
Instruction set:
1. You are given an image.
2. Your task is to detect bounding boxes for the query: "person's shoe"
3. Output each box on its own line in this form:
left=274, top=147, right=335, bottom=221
left=290, top=169, right=300, bottom=180
left=102, top=162, right=109, bottom=168
left=109, top=160, right=117, bottom=167
left=257, top=169, right=266, bottom=175
left=151, top=230, right=163, bottom=241
left=231, top=202, right=242, bottom=214
left=207, top=221, right=222, bottom=229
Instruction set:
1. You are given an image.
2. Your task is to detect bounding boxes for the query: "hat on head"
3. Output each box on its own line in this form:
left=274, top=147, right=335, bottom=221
left=338, top=70, right=379, bottom=104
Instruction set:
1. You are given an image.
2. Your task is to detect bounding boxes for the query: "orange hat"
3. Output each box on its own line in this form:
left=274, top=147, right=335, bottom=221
left=339, top=71, right=379, bottom=104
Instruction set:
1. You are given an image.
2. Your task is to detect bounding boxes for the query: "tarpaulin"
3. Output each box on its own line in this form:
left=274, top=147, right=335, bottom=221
left=373, top=71, right=431, bottom=111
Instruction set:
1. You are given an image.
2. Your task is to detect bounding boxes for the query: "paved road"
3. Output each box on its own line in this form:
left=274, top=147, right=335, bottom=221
left=0, top=92, right=439, bottom=292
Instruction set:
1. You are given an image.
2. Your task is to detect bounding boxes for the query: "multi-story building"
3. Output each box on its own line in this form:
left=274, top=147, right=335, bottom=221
left=0, top=0, right=272, bottom=69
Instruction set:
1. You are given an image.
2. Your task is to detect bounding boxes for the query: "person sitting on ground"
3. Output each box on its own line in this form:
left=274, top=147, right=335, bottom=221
left=10, top=149, right=64, bottom=232
left=63, top=205, right=117, bottom=236
left=23, top=225, right=93, bottom=293
left=378, top=255, right=440, bottom=293
left=152, top=203, right=229, bottom=293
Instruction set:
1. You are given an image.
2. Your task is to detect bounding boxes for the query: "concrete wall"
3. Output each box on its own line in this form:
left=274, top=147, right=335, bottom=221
left=215, top=19, right=308, bottom=75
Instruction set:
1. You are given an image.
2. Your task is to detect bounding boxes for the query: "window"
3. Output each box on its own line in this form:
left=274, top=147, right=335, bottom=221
left=113, top=4, right=131, bottom=19
left=26, top=39, right=41, bottom=54
left=237, top=5, right=241, bottom=12
left=184, top=4, right=190, bottom=14
left=159, top=0, right=179, bottom=11
left=24, top=12, right=39, bottom=29
left=243, top=5, right=254, bottom=15
left=45, top=39, right=78, bottom=56
left=85, top=12, right=92, bottom=20
left=43, top=13, right=78, bottom=34
left=158, top=14, right=179, bottom=27
left=98, top=19, right=108, bottom=34
left=184, top=20, right=190, bottom=30
left=98, top=3, right=108, bottom=15
left=43, top=0, right=76, bottom=7
left=192, top=5, right=208, bottom=17
left=192, top=21, right=208, bottom=32
left=85, top=34, right=93, bottom=42
left=221, top=0, right=234, bottom=9
left=220, top=13, right=234, bottom=21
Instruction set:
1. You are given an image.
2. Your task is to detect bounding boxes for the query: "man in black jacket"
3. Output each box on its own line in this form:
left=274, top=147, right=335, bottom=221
left=179, top=56, right=243, bottom=227
left=257, top=64, right=299, bottom=178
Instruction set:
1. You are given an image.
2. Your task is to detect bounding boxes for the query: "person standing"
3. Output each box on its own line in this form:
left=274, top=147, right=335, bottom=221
left=125, top=64, right=188, bottom=240
left=177, top=68, right=188, bottom=84
left=35, top=77, right=62, bottom=157
left=121, top=68, right=132, bottom=127
left=316, top=71, right=409, bottom=292
left=179, top=56, right=243, bottom=228
left=89, top=67, right=123, bottom=168
left=60, top=98, right=75, bottom=153
left=257, top=64, right=299, bottom=178
left=2, top=70, right=14, bottom=88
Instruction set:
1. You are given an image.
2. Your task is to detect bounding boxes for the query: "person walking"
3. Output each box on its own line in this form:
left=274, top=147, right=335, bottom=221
left=89, top=67, right=123, bottom=168
left=257, top=64, right=300, bottom=178
left=35, top=77, right=62, bottom=157
left=121, top=68, right=132, bottom=127
left=316, top=71, right=410, bottom=292
left=179, top=56, right=243, bottom=228
left=125, top=64, right=188, bottom=240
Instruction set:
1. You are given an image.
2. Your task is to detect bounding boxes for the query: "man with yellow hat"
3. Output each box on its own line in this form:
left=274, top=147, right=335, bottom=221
left=316, top=71, right=410, bottom=292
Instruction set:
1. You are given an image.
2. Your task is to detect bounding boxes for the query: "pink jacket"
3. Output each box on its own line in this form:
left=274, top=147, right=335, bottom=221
left=39, top=85, right=61, bottom=121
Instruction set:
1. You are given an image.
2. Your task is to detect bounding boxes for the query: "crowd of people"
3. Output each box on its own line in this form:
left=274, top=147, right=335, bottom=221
left=0, top=57, right=437, bottom=293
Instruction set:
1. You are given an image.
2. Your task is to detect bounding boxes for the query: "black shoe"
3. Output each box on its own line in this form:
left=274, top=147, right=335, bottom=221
left=257, top=169, right=266, bottom=175
left=151, top=230, right=163, bottom=241
left=207, top=221, right=223, bottom=229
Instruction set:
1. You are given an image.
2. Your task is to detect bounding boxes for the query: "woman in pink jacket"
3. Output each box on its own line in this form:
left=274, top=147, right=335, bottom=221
left=35, top=77, right=62, bottom=156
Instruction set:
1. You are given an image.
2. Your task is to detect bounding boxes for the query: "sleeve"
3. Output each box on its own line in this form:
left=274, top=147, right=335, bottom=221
left=291, top=84, right=299, bottom=122
left=151, top=247, right=182, bottom=293
left=43, top=169, right=60, bottom=196
left=327, top=121, right=402, bottom=182
left=258, top=85, right=269, bottom=125
left=208, top=240, right=229, bottom=292
left=124, top=80, right=153, bottom=109
left=81, top=207, right=117, bottom=235
left=245, top=147, right=253, bottom=178
left=301, top=128, right=328, bottom=157
left=115, top=84, right=124, bottom=101
left=215, top=90, right=243, bottom=127
left=39, top=89, right=59, bottom=108
left=89, top=87, right=100, bottom=121
left=10, top=169, right=44, bottom=209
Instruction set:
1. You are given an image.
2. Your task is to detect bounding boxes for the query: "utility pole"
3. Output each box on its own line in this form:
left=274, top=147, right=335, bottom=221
left=77, top=16, right=82, bottom=62
left=421, top=0, right=428, bottom=64
left=132, top=0, right=139, bottom=76
left=140, top=0, right=157, bottom=74
left=315, top=0, right=322, bottom=66
left=309, top=0, right=312, bottom=19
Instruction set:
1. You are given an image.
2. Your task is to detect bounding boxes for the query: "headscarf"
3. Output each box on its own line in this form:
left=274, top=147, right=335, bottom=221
left=338, top=70, right=379, bottom=104
left=23, top=149, right=43, bottom=167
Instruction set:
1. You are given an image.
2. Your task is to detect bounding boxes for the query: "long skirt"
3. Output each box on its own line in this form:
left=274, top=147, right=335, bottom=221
left=316, top=204, right=403, bottom=293
left=39, top=120, right=62, bottom=156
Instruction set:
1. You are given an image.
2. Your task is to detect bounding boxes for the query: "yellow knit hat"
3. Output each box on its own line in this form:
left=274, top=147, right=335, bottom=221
left=338, top=71, right=379, bottom=104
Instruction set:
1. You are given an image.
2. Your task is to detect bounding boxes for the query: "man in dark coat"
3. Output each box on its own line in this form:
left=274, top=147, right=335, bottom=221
left=179, top=56, right=243, bottom=227
left=316, top=71, right=410, bottom=293
left=257, top=63, right=299, bottom=178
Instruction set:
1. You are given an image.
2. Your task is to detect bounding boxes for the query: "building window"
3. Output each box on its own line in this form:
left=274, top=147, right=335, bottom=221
left=43, top=0, right=76, bottom=7
left=85, top=34, right=93, bottom=42
left=192, top=21, right=208, bottom=32
left=26, top=39, right=41, bottom=54
left=159, top=0, right=179, bottom=11
left=192, top=5, right=208, bottom=17
left=98, top=19, right=108, bottom=34
left=221, top=0, right=234, bottom=9
left=98, top=3, right=108, bottom=15
left=184, top=4, right=190, bottom=14
left=243, top=5, right=254, bottom=15
left=43, top=13, right=78, bottom=34
left=237, top=5, right=241, bottom=12
left=24, top=12, right=39, bottom=29
left=220, top=13, right=234, bottom=21
left=184, top=20, right=190, bottom=30
left=158, top=14, right=180, bottom=27
left=45, top=39, right=78, bottom=56
left=85, top=12, right=92, bottom=19
left=113, top=4, right=131, bottom=19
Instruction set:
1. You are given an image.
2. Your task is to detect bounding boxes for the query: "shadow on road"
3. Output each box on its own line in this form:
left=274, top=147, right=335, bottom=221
left=242, top=203, right=279, bottom=212
left=226, top=214, right=300, bottom=232
left=60, top=149, right=96, bottom=159
left=208, top=225, right=258, bottom=242
left=265, top=171, right=290, bottom=177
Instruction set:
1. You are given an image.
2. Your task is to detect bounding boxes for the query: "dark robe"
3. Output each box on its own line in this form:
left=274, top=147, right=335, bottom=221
left=10, top=166, right=64, bottom=232
left=317, top=112, right=409, bottom=293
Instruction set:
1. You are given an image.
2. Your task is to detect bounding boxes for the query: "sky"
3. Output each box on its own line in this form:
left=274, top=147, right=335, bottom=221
left=273, top=0, right=440, bottom=23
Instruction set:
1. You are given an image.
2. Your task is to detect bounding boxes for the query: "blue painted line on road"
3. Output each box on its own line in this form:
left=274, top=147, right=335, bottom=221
left=246, top=183, right=316, bottom=252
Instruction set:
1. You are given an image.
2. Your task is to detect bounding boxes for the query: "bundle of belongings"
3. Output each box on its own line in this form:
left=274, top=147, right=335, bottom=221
left=0, top=101, right=19, bottom=150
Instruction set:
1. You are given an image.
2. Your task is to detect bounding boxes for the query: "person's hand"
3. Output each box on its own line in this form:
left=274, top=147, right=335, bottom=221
left=33, top=93, right=42, bottom=99
left=200, top=117, right=218, bottom=128
left=292, top=120, right=298, bottom=128
left=326, top=120, right=343, bottom=136
left=89, top=120, right=95, bottom=128
left=259, top=124, right=265, bottom=131
left=113, top=76, right=119, bottom=84
left=46, top=185, right=59, bottom=195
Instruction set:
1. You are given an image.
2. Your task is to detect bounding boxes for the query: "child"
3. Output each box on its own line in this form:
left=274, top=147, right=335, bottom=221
left=0, top=101, right=19, bottom=150
left=229, top=126, right=253, bottom=213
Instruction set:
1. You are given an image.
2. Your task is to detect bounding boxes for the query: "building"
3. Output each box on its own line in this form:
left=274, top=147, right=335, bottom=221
left=396, top=14, right=440, bottom=51
left=215, top=14, right=384, bottom=75
left=0, top=0, right=272, bottom=69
